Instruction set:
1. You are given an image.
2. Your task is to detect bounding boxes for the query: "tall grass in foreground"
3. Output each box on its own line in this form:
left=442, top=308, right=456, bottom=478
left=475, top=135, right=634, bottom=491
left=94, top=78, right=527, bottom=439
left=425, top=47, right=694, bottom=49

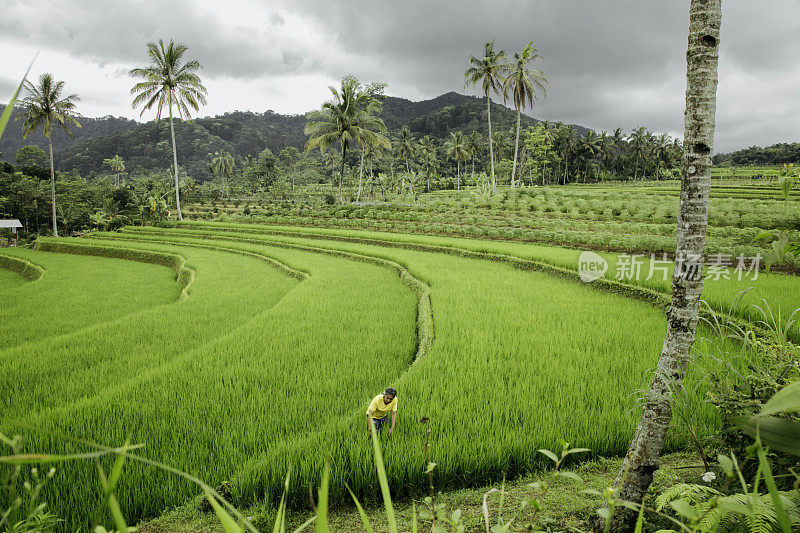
left=5, top=376, right=799, bottom=533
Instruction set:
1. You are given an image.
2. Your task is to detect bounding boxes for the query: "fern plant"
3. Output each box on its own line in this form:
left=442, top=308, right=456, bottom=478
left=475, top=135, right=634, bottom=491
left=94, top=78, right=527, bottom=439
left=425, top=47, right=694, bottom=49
left=656, top=482, right=800, bottom=532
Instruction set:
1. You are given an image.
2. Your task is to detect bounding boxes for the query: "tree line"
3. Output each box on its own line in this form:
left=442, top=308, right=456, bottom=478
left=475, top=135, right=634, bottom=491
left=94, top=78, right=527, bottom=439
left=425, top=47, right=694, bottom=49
left=5, top=35, right=685, bottom=231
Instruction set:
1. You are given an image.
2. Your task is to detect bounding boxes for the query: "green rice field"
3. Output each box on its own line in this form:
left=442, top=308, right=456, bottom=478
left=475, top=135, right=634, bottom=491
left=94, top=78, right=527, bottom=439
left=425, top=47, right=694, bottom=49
left=3, top=216, right=796, bottom=529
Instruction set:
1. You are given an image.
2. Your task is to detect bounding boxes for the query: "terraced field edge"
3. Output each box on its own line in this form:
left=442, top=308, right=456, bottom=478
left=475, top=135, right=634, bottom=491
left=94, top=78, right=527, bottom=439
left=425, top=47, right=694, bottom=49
left=118, top=225, right=776, bottom=342
left=90, top=233, right=434, bottom=365
left=0, top=253, right=44, bottom=281
left=35, top=239, right=196, bottom=299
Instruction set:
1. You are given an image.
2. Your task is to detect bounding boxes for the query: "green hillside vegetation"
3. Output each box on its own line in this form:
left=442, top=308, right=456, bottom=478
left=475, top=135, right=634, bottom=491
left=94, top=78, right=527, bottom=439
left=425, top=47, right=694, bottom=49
left=0, top=93, right=572, bottom=180
left=713, top=142, right=800, bottom=166
left=0, top=104, right=137, bottom=161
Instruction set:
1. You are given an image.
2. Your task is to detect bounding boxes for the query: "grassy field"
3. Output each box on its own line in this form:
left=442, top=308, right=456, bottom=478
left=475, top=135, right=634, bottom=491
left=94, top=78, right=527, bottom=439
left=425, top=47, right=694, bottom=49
left=141, top=452, right=704, bottom=532
left=3, top=208, right=793, bottom=529
left=73, top=230, right=747, bottom=514
left=0, top=262, right=28, bottom=289
left=4, top=237, right=417, bottom=529
left=121, top=222, right=800, bottom=340
left=0, top=247, right=182, bottom=350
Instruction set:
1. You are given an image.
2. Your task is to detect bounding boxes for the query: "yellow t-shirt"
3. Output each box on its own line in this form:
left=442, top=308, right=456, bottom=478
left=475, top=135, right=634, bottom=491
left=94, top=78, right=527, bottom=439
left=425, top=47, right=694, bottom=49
left=367, top=394, right=398, bottom=419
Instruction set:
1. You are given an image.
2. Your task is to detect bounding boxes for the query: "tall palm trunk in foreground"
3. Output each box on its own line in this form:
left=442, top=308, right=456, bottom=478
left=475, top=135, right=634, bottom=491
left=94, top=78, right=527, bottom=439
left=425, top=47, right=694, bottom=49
left=168, top=94, right=182, bottom=220
left=47, top=138, right=57, bottom=236
left=511, top=109, right=521, bottom=187
left=486, top=96, right=495, bottom=191
left=608, top=0, right=721, bottom=528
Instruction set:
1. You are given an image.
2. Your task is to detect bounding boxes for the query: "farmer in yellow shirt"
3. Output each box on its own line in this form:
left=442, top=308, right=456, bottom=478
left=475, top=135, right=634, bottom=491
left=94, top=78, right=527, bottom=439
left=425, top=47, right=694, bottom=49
left=366, top=387, right=398, bottom=435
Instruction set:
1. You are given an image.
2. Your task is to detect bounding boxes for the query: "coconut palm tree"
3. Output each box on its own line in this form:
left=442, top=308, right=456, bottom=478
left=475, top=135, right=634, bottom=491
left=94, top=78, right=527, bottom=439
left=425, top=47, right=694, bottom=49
left=18, top=73, right=81, bottom=237
left=503, top=42, right=548, bottom=188
left=395, top=127, right=417, bottom=188
left=597, top=131, right=612, bottom=181
left=609, top=1, right=722, bottom=528
left=628, top=126, right=649, bottom=180
left=654, top=133, right=671, bottom=181
left=465, top=40, right=507, bottom=194
left=466, top=131, right=484, bottom=181
left=579, top=130, right=601, bottom=182
left=130, top=39, right=207, bottom=221
left=444, top=131, right=469, bottom=191
left=554, top=124, right=576, bottom=184
left=103, top=154, right=125, bottom=186
left=418, top=135, right=438, bottom=193
left=355, top=86, right=389, bottom=202
left=610, top=127, right=626, bottom=177
left=305, top=76, right=389, bottom=204
left=210, top=150, right=235, bottom=197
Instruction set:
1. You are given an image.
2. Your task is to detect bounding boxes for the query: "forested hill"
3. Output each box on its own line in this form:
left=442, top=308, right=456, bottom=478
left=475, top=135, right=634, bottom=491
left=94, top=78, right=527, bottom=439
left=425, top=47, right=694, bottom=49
left=0, top=106, right=138, bottom=161
left=713, top=142, right=800, bottom=166
left=0, top=92, right=586, bottom=179
left=379, top=91, right=590, bottom=138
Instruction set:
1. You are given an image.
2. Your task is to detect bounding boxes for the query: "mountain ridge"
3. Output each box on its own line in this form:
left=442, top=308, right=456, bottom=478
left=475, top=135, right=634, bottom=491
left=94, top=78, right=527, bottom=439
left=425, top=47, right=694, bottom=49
left=0, top=92, right=588, bottom=179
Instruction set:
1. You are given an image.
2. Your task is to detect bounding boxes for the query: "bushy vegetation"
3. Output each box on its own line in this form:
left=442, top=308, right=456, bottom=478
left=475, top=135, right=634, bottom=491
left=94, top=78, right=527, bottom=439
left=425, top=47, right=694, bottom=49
left=713, top=142, right=800, bottom=166
left=167, top=182, right=799, bottom=265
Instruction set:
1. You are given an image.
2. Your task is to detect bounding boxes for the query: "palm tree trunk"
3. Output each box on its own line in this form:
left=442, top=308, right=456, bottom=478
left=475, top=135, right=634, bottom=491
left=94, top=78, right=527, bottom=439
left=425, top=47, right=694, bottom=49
left=357, top=145, right=366, bottom=202
left=339, top=145, right=347, bottom=204
left=486, top=96, right=496, bottom=194
left=511, top=107, right=522, bottom=188
left=404, top=158, right=409, bottom=192
left=48, top=138, right=58, bottom=237
left=456, top=160, right=460, bottom=191
left=168, top=96, right=183, bottom=221
left=607, top=1, right=721, bottom=529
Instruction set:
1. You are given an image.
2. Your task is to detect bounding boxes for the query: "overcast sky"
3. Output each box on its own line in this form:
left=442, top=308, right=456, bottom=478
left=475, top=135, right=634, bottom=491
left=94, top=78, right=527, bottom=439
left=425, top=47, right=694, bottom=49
left=1, top=0, right=798, bottom=153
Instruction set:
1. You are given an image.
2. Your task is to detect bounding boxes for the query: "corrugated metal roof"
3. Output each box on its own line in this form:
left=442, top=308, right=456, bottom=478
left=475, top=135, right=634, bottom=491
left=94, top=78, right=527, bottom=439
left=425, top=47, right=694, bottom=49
left=0, top=219, right=22, bottom=228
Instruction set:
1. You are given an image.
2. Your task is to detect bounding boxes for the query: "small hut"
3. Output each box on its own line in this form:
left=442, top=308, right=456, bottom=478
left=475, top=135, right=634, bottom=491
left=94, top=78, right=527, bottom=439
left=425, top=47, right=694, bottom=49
left=0, top=219, right=23, bottom=247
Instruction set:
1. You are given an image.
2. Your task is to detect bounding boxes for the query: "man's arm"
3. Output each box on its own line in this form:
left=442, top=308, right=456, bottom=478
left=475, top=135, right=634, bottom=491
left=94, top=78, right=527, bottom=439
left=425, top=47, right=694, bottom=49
left=389, top=410, right=397, bottom=433
left=367, top=409, right=374, bottom=433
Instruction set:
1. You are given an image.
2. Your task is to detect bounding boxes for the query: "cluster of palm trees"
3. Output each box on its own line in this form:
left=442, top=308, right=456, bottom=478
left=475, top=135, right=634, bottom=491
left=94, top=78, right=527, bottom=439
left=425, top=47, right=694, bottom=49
left=465, top=40, right=548, bottom=193
left=304, top=76, right=390, bottom=204
left=529, top=122, right=683, bottom=184
left=375, top=120, right=682, bottom=193
left=16, top=38, right=206, bottom=234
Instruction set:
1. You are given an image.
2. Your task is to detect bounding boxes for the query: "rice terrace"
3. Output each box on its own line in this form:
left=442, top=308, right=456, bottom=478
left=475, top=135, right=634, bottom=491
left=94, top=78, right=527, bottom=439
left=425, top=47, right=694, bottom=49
left=2, top=2, right=800, bottom=532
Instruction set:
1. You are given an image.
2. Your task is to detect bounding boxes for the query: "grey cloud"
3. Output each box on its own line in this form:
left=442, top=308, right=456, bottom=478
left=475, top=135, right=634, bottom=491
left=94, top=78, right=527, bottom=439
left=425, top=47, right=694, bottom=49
left=0, top=0, right=322, bottom=79
left=2, top=0, right=799, bottom=152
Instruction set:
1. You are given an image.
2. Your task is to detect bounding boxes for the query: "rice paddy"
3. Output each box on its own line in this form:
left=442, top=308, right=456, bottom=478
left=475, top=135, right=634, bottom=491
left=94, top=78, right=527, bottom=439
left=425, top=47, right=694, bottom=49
left=4, top=216, right=789, bottom=529
left=0, top=264, right=27, bottom=289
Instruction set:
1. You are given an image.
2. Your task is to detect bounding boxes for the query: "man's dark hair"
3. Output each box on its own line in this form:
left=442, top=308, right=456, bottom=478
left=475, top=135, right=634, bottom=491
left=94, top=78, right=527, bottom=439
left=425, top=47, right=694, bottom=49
left=384, top=387, right=397, bottom=397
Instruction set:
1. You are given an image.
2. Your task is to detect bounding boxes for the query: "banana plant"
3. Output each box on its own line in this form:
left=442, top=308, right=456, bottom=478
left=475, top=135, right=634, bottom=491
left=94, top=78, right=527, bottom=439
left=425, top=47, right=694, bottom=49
left=754, top=229, right=800, bottom=271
